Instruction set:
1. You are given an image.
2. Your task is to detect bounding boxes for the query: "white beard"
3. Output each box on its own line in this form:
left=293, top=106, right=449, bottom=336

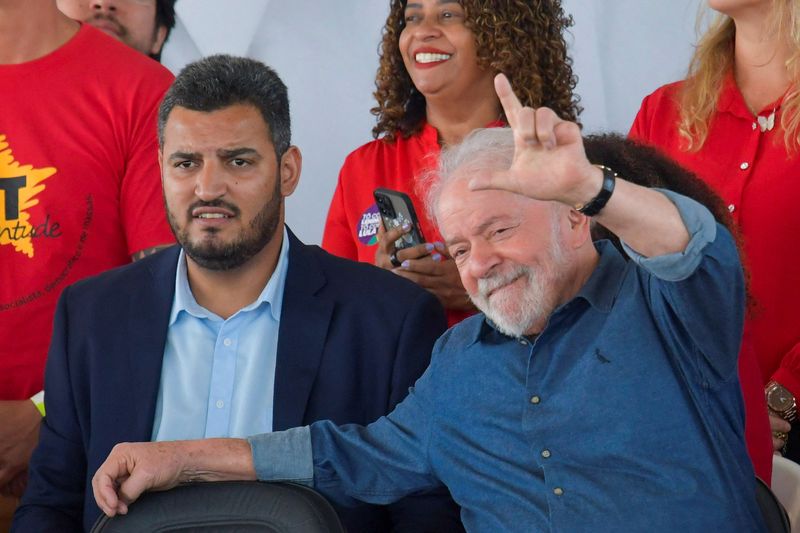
left=469, top=235, right=568, bottom=338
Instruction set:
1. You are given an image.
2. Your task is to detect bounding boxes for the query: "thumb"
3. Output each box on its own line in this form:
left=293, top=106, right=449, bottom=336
left=117, top=469, right=154, bottom=509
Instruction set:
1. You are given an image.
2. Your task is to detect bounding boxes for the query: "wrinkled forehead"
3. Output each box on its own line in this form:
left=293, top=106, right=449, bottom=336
left=436, top=178, right=549, bottom=240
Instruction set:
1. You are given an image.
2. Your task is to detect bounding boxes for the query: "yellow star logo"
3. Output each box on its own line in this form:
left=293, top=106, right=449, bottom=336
left=0, top=134, right=57, bottom=258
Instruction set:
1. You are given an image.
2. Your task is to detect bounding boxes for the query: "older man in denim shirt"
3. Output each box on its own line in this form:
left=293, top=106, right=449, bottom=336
left=92, top=75, right=763, bottom=532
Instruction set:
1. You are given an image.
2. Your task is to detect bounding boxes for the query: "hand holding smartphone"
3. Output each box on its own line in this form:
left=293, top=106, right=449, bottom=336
left=373, top=188, right=425, bottom=250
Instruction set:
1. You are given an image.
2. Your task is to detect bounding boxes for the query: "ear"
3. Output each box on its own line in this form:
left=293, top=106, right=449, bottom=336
left=157, top=148, right=164, bottom=178
left=564, top=208, right=593, bottom=249
left=150, top=24, right=169, bottom=56
left=278, top=146, right=302, bottom=197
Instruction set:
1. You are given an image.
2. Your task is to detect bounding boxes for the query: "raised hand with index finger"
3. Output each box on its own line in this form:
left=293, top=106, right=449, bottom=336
left=468, top=73, right=602, bottom=211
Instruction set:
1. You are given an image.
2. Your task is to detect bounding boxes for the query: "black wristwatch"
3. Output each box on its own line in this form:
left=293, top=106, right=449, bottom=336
left=575, top=165, right=616, bottom=217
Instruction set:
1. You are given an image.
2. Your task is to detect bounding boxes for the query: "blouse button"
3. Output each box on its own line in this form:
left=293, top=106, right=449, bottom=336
left=739, top=162, right=749, bottom=170
left=728, top=204, right=735, bottom=213
left=752, top=122, right=757, bottom=130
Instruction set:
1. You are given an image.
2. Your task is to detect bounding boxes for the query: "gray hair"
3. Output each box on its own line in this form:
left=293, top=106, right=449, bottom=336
left=425, top=128, right=516, bottom=225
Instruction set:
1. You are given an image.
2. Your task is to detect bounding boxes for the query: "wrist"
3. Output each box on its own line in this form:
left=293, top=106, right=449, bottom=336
left=765, top=380, right=797, bottom=422
left=185, top=438, right=255, bottom=482
left=564, top=164, right=602, bottom=209
left=571, top=165, right=616, bottom=217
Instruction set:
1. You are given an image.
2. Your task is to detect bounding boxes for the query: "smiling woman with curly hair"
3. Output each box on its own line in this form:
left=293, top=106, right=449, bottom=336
left=323, top=0, right=580, bottom=329
left=373, top=0, right=581, bottom=141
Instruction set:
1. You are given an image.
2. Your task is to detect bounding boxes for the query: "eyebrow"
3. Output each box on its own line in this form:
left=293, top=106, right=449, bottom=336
left=167, top=151, right=199, bottom=161
left=217, top=147, right=260, bottom=159
left=167, top=148, right=261, bottom=161
left=445, top=214, right=518, bottom=247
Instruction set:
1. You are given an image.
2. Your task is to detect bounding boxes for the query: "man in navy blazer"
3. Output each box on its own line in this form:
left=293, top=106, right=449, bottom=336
left=13, top=55, right=462, bottom=532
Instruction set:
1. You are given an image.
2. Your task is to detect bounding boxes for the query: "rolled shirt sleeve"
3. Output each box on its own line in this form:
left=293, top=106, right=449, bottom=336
left=248, top=426, right=314, bottom=486
left=621, top=189, right=717, bottom=281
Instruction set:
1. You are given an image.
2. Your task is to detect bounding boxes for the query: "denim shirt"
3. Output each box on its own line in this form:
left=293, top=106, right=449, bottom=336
left=249, top=191, right=764, bottom=532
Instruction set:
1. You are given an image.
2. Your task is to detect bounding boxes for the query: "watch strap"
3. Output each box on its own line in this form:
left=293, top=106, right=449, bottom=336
left=766, top=381, right=796, bottom=422
left=576, top=165, right=616, bottom=217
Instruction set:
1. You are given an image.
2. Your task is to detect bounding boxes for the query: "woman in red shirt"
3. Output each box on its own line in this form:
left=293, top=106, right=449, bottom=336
left=322, top=0, right=580, bottom=326
left=631, top=0, right=800, bottom=478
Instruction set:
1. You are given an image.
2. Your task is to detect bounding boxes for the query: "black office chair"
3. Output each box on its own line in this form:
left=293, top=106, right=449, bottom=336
left=90, top=481, right=345, bottom=532
left=755, top=476, right=791, bottom=533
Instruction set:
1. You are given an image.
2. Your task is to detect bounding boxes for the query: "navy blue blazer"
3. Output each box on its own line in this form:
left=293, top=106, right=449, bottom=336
left=14, top=229, right=462, bottom=532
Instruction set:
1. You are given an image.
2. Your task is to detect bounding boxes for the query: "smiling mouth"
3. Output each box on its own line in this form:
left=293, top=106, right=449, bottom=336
left=486, top=273, right=524, bottom=299
left=415, top=52, right=452, bottom=64
left=196, top=213, right=230, bottom=219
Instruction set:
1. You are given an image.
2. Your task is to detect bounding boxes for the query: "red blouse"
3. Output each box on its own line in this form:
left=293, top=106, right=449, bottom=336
left=630, top=75, right=799, bottom=482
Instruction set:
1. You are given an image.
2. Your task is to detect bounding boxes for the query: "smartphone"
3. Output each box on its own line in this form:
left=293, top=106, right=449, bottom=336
left=373, top=188, right=425, bottom=250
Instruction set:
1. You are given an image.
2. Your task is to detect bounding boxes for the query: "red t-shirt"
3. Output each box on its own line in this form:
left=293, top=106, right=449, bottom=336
left=0, top=24, right=175, bottom=399
left=630, top=76, right=789, bottom=482
left=323, top=122, right=501, bottom=327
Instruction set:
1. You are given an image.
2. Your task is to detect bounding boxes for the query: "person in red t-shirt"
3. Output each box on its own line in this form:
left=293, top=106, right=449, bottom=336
left=322, top=0, right=580, bottom=326
left=56, top=0, right=176, bottom=62
left=0, top=0, right=174, bottom=522
left=631, top=0, right=800, bottom=477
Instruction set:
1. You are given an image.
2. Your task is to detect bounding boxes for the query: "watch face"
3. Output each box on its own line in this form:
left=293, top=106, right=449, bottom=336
left=767, top=385, right=794, bottom=412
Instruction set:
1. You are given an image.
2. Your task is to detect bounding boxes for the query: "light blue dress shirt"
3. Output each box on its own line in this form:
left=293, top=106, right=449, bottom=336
left=151, top=228, right=290, bottom=441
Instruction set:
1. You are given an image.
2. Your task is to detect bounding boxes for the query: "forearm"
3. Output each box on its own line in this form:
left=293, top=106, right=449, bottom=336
left=573, top=166, right=690, bottom=258
left=180, top=438, right=256, bottom=482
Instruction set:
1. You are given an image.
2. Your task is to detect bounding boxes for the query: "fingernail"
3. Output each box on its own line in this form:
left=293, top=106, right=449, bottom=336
left=401, top=260, right=410, bottom=268
left=425, top=243, right=435, bottom=252
left=432, top=253, right=442, bottom=262
left=402, top=221, right=411, bottom=231
left=434, top=241, right=445, bottom=251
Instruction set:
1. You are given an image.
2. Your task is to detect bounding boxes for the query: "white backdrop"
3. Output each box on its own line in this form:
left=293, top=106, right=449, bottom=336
left=161, top=0, right=705, bottom=245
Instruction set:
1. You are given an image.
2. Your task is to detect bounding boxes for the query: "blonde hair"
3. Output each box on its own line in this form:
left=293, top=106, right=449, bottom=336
left=679, top=0, right=800, bottom=152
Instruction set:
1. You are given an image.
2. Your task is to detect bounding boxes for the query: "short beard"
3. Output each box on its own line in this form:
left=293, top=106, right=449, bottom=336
left=469, top=222, right=568, bottom=338
left=167, top=182, right=282, bottom=271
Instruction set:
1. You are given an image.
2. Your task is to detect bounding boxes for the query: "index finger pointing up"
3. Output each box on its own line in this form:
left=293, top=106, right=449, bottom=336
left=494, top=73, right=523, bottom=129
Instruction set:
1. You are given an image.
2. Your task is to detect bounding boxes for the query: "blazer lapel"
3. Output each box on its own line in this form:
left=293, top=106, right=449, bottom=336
left=273, top=229, right=333, bottom=431
left=122, top=246, right=179, bottom=441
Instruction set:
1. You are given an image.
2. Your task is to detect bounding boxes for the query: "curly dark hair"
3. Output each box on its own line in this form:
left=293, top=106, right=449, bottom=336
left=372, top=0, right=581, bottom=141
left=584, top=133, right=751, bottom=305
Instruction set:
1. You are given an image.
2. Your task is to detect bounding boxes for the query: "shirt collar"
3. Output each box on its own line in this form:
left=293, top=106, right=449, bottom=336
left=717, top=70, right=786, bottom=118
left=169, top=226, right=291, bottom=325
left=573, top=240, right=628, bottom=313
left=471, top=240, right=628, bottom=344
left=716, top=71, right=751, bottom=120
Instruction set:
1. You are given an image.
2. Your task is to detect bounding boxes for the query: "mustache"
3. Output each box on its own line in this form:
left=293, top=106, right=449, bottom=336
left=89, top=13, right=127, bottom=36
left=187, top=199, right=241, bottom=218
left=477, top=265, right=529, bottom=298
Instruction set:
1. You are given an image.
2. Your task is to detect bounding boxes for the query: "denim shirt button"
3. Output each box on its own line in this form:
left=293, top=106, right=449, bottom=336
left=541, top=449, right=551, bottom=458
left=553, top=487, right=564, bottom=496
left=530, top=395, right=541, bottom=404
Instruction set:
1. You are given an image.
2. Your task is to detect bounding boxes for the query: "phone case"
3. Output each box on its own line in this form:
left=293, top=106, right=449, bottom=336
left=373, top=188, right=425, bottom=250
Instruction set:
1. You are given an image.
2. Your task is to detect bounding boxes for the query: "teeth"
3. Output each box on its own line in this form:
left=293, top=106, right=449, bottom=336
left=416, top=53, right=451, bottom=64
left=197, top=213, right=228, bottom=219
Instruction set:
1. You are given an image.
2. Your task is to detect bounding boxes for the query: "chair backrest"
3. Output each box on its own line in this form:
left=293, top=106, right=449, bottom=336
left=90, top=481, right=345, bottom=533
left=772, top=455, right=800, bottom=533
left=756, top=475, right=791, bottom=533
